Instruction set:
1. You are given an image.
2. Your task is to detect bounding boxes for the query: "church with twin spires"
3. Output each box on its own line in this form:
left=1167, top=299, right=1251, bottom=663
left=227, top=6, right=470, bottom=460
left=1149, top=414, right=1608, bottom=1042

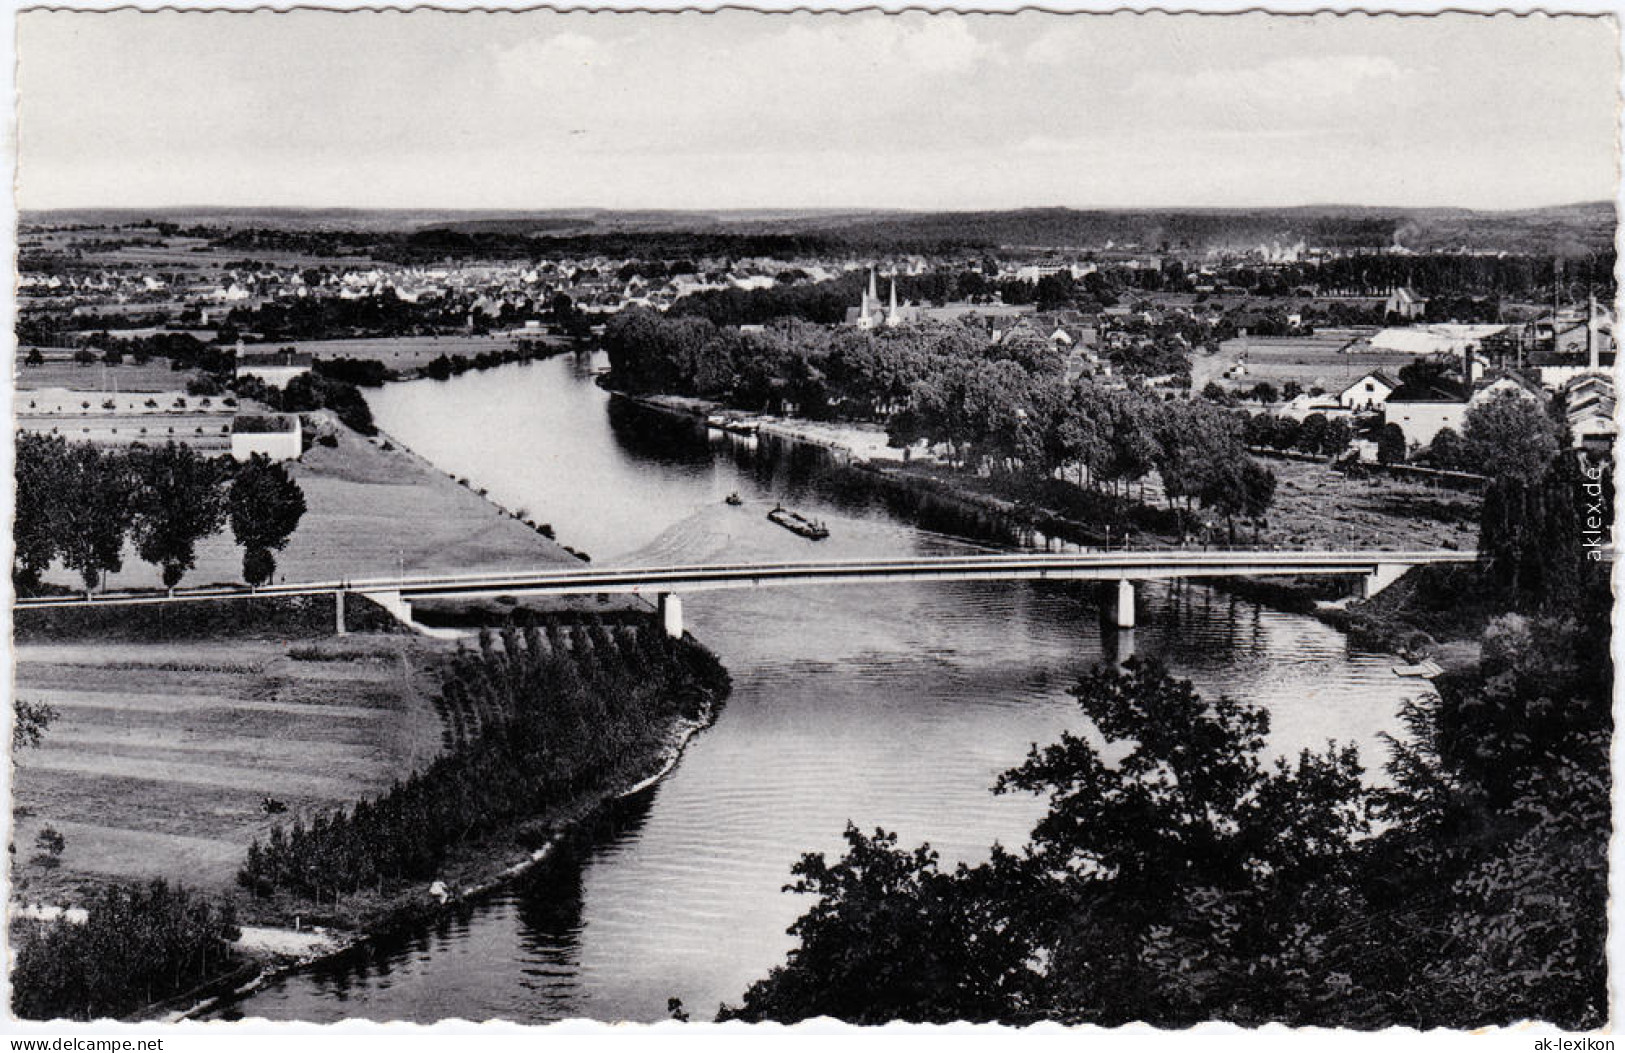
left=845, top=269, right=920, bottom=329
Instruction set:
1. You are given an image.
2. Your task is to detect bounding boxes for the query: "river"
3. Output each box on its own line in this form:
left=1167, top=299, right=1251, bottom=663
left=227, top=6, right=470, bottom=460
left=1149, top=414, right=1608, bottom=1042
left=219, top=352, right=1425, bottom=1024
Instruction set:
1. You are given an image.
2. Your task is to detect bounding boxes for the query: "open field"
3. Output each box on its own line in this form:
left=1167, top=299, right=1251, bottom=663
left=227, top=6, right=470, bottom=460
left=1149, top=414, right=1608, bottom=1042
left=10, top=635, right=452, bottom=902
left=1257, top=455, right=1479, bottom=550
left=270, top=333, right=570, bottom=371
left=35, top=411, right=583, bottom=593
left=14, top=357, right=196, bottom=392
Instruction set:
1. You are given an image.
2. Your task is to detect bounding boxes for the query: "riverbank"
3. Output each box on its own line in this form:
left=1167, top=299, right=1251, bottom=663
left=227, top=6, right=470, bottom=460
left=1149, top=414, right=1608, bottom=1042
left=175, top=665, right=727, bottom=1023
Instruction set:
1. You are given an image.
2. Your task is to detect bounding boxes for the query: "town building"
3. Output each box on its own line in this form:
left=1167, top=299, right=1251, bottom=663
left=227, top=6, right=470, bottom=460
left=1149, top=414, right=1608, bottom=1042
left=1383, top=372, right=1545, bottom=447
left=1338, top=370, right=1398, bottom=412
left=1383, top=287, right=1427, bottom=319
left=1562, top=373, right=1617, bottom=453
left=230, top=413, right=303, bottom=462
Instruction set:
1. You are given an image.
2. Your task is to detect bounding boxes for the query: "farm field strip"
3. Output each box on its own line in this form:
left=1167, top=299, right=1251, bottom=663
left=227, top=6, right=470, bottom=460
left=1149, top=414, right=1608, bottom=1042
left=19, top=687, right=390, bottom=721
left=17, top=752, right=387, bottom=798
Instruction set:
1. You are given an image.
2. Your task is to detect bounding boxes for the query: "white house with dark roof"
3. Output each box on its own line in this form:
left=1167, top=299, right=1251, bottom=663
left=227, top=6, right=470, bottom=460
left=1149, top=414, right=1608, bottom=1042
left=1338, top=370, right=1398, bottom=412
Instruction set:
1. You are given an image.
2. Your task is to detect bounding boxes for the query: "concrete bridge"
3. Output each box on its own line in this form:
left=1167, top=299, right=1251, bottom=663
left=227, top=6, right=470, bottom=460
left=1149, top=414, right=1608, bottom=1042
left=15, top=549, right=1481, bottom=636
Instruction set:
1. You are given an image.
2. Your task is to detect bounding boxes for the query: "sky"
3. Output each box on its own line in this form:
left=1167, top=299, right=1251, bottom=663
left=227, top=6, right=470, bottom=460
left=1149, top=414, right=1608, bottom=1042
left=14, top=8, right=1621, bottom=211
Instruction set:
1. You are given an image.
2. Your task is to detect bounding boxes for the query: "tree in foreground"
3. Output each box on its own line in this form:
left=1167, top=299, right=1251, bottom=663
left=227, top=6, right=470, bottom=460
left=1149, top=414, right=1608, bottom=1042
left=723, top=660, right=1371, bottom=1025
left=724, top=625, right=1610, bottom=1028
left=11, top=880, right=240, bottom=1020
left=228, top=454, right=307, bottom=587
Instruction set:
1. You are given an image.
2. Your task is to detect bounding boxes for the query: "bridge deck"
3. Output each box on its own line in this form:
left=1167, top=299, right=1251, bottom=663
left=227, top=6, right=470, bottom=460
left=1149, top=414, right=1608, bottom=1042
left=15, top=550, right=1481, bottom=609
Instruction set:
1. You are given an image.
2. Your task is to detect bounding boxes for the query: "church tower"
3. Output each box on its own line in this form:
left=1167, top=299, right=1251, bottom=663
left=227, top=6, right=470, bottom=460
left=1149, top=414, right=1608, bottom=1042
left=886, top=278, right=901, bottom=328
left=856, top=268, right=879, bottom=330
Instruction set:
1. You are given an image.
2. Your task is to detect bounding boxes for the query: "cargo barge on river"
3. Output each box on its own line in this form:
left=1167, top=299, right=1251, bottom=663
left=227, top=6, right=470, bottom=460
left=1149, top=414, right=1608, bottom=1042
left=768, top=505, right=829, bottom=540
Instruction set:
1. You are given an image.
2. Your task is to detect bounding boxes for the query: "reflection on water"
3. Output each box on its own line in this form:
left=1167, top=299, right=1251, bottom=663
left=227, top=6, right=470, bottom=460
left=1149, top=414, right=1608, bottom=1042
left=222, top=356, right=1419, bottom=1024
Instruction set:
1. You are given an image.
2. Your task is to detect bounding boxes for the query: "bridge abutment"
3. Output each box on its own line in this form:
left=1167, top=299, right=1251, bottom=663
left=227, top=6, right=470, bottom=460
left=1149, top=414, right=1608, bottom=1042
left=658, top=592, right=684, bottom=639
left=1357, top=563, right=1409, bottom=600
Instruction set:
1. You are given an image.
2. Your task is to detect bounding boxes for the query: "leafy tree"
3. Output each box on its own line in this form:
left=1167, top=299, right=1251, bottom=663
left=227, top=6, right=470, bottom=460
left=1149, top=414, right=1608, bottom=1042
left=24, top=347, right=43, bottom=366
left=130, top=445, right=230, bottom=590
left=726, top=661, right=1372, bottom=1026
left=31, top=827, right=65, bottom=869
left=1296, top=413, right=1329, bottom=455
left=1377, top=422, right=1408, bottom=465
left=53, top=444, right=133, bottom=594
left=1422, top=427, right=1467, bottom=471
left=12, top=700, right=57, bottom=750
left=228, top=454, right=307, bottom=587
left=13, top=433, right=67, bottom=593
left=11, top=880, right=240, bottom=1020
left=1462, top=392, right=1559, bottom=484
left=720, top=828, right=1037, bottom=1024
left=731, top=594, right=1611, bottom=1028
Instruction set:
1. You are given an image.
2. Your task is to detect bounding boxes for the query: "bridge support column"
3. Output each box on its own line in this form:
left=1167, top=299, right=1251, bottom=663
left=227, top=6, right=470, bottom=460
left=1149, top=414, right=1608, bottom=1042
left=657, top=592, right=684, bottom=639
left=1106, top=627, right=1136, bottom=668
left=1111, top=579, right=1136, bottom=630
left=335, top=591, right=346, bottom=635
left=1358, top=563, right=1409, bottom=601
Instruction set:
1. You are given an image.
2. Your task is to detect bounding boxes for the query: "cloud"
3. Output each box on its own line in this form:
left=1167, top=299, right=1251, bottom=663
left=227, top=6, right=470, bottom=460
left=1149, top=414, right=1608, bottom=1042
left=493, top=31, right=609, bottom=92
left=483, top=15, right=1003, bottom=153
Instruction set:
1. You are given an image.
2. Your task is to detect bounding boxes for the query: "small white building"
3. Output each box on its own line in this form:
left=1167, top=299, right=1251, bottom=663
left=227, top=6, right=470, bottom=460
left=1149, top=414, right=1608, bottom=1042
left=231, top=413, right=302, bottom=462
left=1384, top=287, right=1427, bottom=320
left=1338, top=370, right=1398, bottom=412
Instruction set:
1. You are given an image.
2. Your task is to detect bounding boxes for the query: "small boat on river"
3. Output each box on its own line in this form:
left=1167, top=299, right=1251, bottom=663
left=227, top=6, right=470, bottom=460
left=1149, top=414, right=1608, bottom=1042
left=768, top=505, right=829, bottom=540
left=725, top=492, right=743, bottom=506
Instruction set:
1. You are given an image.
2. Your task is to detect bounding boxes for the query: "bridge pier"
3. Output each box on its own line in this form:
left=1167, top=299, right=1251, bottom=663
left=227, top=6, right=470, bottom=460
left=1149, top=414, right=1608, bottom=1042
left=1106, top=627, right=1137, bottom=668
left=335, top=591, right=346, bottom=635
left=1357, top=563, right=1409, bottom=600
left=657, top=592, right=684, bottom=639
left=1111, top=579, right=1136, bottom=630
